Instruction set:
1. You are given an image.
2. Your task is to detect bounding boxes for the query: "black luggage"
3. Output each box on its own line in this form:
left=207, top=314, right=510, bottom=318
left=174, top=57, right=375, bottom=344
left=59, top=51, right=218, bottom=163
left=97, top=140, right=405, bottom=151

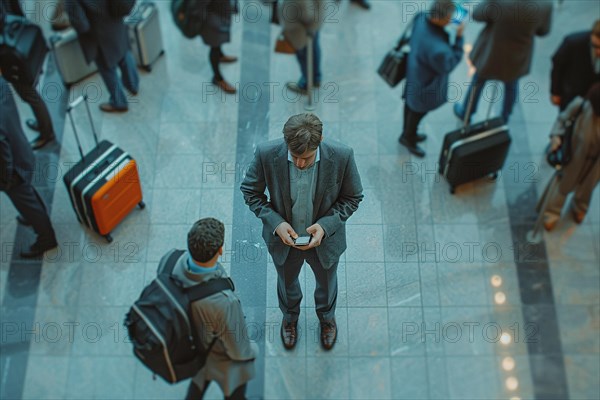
left=124, top=249, right=235, bottom=384
left=0, top=15, right=48, bottom=85
left=439, top=84, right=511, bottom=194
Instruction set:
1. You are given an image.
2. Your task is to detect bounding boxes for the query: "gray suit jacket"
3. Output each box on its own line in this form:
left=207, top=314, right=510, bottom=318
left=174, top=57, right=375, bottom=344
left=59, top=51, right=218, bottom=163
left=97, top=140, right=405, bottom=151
left=241, top=139, right=364, bottom=267
left=470, top=0, right=552, bottom=81
left=0, top=77, right=35, bottom=187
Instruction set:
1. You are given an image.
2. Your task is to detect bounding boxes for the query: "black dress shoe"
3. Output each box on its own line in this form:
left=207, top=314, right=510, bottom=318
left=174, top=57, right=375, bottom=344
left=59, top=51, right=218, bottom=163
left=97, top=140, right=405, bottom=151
left=16, top=215, right=31, bottom=226
left=351, top=0, right=371, bottom=10
left=99, top=103, right=128, bottom=113
left=399, top=136, right=426, bottom=158
left=20, top=237, right=58, bottom=259
left=31, top=134, right=56, bottom=150
left=416, top=133, right=427, bottom=143
left=281, top=319, right=298, bottom=350
left=26, top=119, right=40, bottom=132
left=320, top=319, right=337, bottom=350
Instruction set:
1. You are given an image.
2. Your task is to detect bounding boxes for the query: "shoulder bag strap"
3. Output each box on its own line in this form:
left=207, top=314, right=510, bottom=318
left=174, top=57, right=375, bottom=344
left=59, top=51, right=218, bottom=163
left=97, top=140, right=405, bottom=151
left=158, top=249, right=186, bottom=277
left=394, top=15, right=416, bottom=51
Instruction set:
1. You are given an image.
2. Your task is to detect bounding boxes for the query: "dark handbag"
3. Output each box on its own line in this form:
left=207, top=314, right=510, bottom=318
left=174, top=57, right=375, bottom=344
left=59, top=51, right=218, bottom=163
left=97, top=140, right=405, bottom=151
left=0, top=14, right=48, bottom=86
left=274, top=33, right=295, bottom=54
left=377, top=19, right=414, bottom=88
left=546, top=102, right=585, bottom=168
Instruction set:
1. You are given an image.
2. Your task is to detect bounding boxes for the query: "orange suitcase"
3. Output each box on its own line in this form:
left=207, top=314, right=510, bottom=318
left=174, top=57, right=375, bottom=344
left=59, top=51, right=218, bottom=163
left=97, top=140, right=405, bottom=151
left=63, top=96, right=145, bottom=242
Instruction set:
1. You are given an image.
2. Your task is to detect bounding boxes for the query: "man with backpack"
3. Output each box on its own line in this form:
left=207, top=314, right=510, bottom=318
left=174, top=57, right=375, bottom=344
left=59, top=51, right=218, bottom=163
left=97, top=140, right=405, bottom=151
left=128, top=218, right=257, bottom=400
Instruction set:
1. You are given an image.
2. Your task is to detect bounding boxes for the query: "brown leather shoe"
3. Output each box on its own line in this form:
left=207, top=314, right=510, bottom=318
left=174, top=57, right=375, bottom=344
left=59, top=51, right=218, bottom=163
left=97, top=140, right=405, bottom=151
left=543, top=219, right=558, bottom=232
left=212, top=78, right=237, bottom=94
left=219, top=55, right=238, bottom=63
left=320, top=319, right=337, bottom=350
left=280, top=319, right=298, bottom=350
left=99, top=103, right=128, bottom=113
left=31, top=134, right=56, bottom=150
left=571, top=208, right=586, bottom=224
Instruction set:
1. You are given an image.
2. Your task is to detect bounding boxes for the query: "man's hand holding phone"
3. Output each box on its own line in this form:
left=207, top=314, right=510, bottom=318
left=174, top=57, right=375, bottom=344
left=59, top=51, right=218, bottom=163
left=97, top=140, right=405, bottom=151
left=275, top=222, right=298, bottom=246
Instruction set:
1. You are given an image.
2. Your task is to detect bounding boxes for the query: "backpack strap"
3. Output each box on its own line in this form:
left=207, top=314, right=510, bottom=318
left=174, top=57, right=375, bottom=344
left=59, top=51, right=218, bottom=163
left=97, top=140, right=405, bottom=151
left=186, top=278, right=235, bottom=303
left=159, top=249, right=186, bottom=277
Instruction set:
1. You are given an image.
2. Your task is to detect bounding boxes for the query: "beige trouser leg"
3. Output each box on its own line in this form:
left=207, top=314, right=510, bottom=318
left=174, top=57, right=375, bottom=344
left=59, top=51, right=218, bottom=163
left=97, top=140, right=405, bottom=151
left=572, top=160, right=600, bottom=215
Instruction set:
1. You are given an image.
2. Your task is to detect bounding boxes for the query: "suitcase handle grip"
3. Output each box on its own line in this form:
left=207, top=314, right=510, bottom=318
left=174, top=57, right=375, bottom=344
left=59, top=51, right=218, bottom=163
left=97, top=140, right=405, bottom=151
left=66, top=95, right=100, bottom=160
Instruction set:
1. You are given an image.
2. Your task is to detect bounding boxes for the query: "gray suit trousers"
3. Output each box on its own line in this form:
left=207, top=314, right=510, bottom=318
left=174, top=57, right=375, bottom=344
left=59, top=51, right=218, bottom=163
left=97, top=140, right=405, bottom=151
left=274, top=248, right=338, bottom=323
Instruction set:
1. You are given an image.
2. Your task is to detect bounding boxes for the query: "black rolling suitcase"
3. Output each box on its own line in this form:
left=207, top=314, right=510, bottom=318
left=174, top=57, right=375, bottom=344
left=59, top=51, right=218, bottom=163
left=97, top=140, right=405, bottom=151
left=63, top=96, right=145, bottom=243
left=439, top=84, right=511, bottom=194
left=0, top=15, right=49, bottom=85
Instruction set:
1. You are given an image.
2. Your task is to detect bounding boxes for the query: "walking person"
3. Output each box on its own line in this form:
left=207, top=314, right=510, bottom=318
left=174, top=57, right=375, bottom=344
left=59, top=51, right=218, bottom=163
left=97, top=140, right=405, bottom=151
left=66, top=0, right=139, bottom=112
left=157, top=218, right=258, bottom=399
left=542, top=82, right=600, bottom=231
left=453, top=0, right=553, bottom=123
left=280, top=0, right=325, bottom=95
left=399, top=0, right=464, bottom=158
left=241, top=113, right=363, bottom=350
left=0, top=77, right=57, bottom=258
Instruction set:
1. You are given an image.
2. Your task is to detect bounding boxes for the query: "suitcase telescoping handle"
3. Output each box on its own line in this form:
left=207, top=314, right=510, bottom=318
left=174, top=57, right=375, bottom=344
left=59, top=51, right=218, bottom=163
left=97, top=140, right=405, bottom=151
left=462, top=81, right=499, bottom=130
left=66, top=95, right=100, bottom=160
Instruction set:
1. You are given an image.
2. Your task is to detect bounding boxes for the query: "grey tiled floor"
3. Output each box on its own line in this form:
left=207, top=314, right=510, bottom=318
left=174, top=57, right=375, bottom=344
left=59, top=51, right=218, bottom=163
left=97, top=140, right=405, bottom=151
left=1, top=0, right=599, bottom=399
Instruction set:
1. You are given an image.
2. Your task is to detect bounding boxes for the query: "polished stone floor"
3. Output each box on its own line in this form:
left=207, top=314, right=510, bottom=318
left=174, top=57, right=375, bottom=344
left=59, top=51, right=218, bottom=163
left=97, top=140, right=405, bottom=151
left=1, top=1, right=599, bottom=399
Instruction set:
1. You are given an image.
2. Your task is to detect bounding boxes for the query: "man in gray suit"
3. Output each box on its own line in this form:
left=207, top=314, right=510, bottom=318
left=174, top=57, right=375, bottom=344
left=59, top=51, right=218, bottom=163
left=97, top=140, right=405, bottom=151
left=66, top=0, right=139, bottom=112
left=0, top=77, right=57, bottom=258
left=454, top=0, right=553, bottom=123
left=241, top=113, right=363, bottom=350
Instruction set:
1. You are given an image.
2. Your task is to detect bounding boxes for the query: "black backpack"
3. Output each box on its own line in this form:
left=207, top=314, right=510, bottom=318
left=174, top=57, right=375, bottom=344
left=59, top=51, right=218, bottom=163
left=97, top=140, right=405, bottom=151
left=124, top=250, right=234, bottom=384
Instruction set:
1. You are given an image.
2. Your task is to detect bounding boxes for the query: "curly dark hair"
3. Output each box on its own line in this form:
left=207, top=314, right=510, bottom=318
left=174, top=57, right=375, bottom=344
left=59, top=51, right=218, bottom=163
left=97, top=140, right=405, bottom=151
left=187, top=218, right=225, bottom=262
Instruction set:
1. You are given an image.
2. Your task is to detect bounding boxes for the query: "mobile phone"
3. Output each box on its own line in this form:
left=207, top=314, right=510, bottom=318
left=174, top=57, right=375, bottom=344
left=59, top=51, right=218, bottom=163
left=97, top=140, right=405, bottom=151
left=294, top=236, right=311, bottom=246
left=451, top=4, right=467, bottom=24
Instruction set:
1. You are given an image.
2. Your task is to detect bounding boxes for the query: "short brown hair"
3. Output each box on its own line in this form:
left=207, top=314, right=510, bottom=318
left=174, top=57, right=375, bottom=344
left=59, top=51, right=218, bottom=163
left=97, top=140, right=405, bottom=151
left=187, top=218, right=224, bottom=262
left=282, top=113, right=323, bottom=155
left=592, top=19, right=600, bottom=39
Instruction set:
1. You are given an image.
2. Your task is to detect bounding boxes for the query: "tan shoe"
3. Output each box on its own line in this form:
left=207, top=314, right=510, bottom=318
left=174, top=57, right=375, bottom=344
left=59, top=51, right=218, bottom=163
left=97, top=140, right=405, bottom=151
left=212, top=78, right=236, bottom=94
left=571, top=208, right=586, bottom=224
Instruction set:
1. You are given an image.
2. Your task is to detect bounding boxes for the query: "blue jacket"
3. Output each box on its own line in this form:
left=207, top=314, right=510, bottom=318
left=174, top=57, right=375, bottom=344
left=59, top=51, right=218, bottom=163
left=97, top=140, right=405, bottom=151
left=404, top=13, right=464, bottom=113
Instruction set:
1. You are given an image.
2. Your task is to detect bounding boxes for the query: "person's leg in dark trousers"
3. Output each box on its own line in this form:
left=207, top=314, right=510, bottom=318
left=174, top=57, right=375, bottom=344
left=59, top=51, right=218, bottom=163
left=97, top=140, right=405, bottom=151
left=11, top=82, right=55, bottom=141
left=95, top=54, right=129, bottom=110
left=402, top=104, right=427, bottom=142
left=501, top=79, right=519, bottom=123
left=209, top=46, right=224, bottom=82
left=274, top=249, right=305, bottom=323
left=295, top=31, right=322, bottom=89
left=226, top=384, right=247, bottom=400
left=186, top=380, right=210, bottom=400
left=455, top=73, right=487, bottom=121
left=305, top=250, right=338, bottom=322
left=117, top=51, right=139, bottom=95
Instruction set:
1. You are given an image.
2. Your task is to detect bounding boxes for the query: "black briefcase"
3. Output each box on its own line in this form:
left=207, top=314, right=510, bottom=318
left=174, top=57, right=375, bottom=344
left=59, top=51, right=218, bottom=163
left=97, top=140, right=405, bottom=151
left=377, top=19, right=413, bottom=88
left=439, top=84, right=512, bottom=194
left=0, top=15, right=49, bottom=86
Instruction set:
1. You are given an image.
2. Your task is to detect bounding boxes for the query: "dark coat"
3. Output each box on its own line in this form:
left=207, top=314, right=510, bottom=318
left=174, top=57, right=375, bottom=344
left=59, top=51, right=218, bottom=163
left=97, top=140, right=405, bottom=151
left=404, top=13, right=464, bottom=113
left=65, top=0, right=129, bottom=68
left=241, top=139, right=364, bottom=267
left=0, top=77, right=35, bottom=186
left=470, top=0, right=553, bottom=82
left=199, top=0, right=237, bottom=47
left=551, top=31, right=600, bottom=110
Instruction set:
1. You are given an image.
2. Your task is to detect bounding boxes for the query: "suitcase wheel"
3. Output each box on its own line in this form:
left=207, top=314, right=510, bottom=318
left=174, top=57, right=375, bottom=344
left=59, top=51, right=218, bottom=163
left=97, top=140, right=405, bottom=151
left=138, top=201, right=146, bottom=209
left=105, top=234, right=113, bottom=243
